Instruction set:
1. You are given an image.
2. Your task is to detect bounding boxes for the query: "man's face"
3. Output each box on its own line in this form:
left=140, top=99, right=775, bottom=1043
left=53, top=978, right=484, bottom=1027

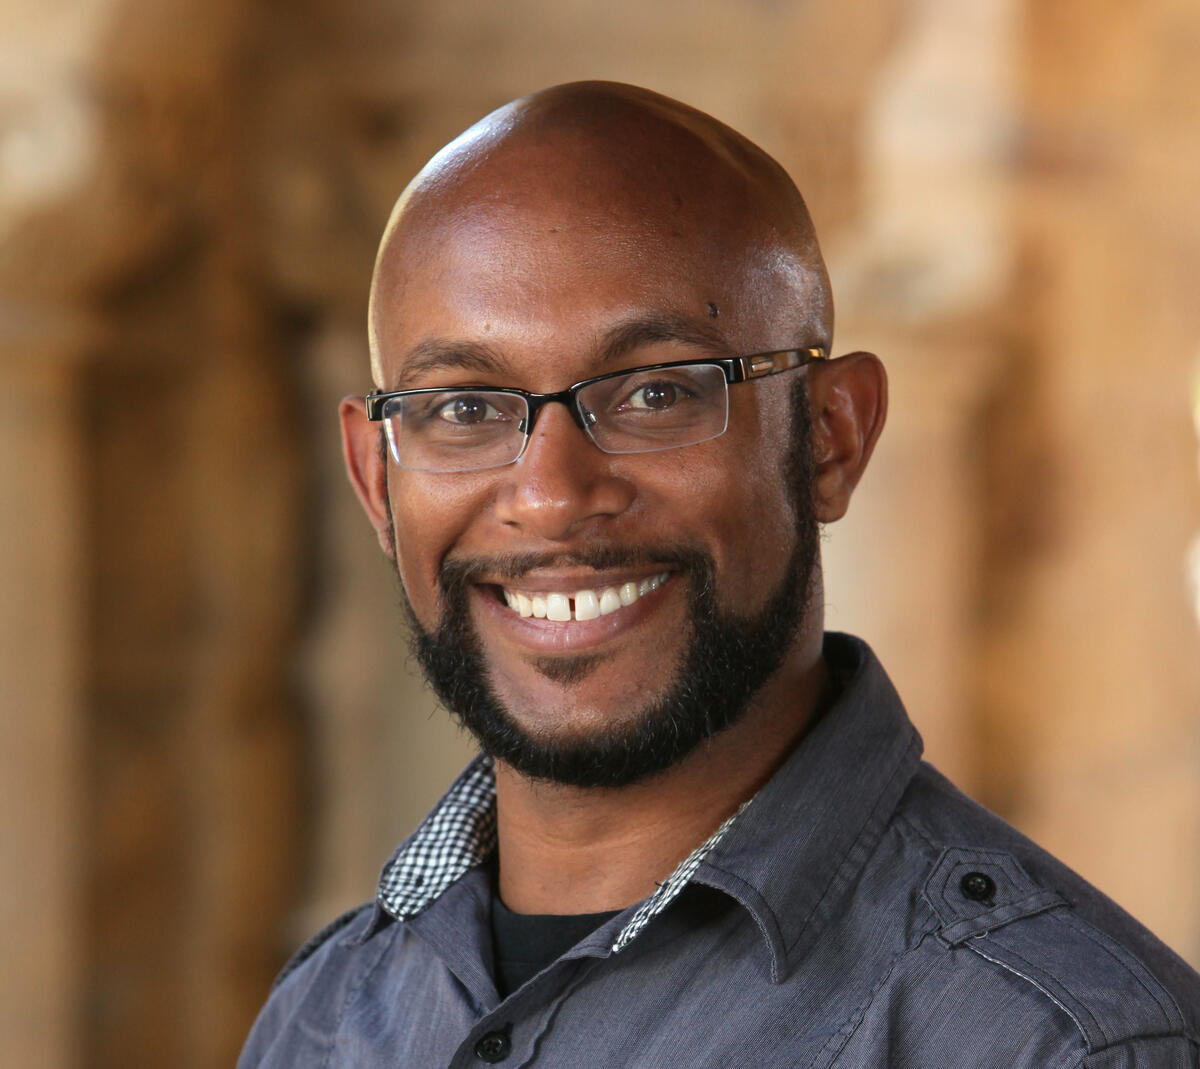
left=372, top=181, right=822, bottom=785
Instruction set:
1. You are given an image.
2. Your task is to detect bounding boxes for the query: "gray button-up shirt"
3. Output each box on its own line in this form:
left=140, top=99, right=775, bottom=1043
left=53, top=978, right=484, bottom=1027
left=240, top=634, right=1200, bottom=1067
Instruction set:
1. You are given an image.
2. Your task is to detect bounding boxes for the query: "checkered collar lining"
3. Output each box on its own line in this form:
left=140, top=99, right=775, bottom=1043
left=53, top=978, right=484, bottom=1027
left=376, top=753, right=743, bottom=954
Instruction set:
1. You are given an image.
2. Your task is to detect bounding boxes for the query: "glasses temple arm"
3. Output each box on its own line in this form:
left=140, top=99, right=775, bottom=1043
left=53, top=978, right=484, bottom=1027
left=733, top=347, right=828, bottom=382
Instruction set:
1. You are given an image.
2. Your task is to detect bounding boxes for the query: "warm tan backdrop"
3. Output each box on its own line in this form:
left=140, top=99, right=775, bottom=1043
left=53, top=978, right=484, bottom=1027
left=4, top=1, right=1199, bottom=1066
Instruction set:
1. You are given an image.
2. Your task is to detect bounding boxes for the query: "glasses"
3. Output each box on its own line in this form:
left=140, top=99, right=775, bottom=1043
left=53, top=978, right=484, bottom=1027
left=364, top=346, right=828, bottom=473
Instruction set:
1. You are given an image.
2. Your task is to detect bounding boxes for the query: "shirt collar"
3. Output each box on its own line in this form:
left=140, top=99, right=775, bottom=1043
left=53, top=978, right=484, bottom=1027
left=692, top=632, right=924, bottom=982
left=376, top=755, right=497, bottom=921
left=372, top=632, right=922, bottom=967
left=373, top=754, right=742, bottom=955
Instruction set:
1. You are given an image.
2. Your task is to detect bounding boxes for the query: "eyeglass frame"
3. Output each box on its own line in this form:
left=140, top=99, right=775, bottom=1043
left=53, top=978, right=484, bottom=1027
left=363, top=345, right=829, bottom=467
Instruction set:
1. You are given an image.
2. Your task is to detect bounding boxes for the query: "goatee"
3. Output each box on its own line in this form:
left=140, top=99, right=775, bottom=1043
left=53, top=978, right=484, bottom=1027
left=394, top=380, right=819, bottom=789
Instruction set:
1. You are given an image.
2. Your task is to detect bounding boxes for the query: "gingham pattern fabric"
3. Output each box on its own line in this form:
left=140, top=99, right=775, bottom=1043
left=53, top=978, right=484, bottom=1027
left=377, top=755, right=498, bottom=920
left=610, top=804, right=745, bottom=952
left=375, top=753, right=745, bottom=953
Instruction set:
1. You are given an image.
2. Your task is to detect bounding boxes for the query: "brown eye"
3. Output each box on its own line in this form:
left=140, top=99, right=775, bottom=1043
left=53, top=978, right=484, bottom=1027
left=438, top=395, right=497, bottom=425
left=630, top=382, right=678, bottom=409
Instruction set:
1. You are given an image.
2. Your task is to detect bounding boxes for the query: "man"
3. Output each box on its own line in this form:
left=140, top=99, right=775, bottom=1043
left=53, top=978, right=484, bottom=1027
left=240, top=82, right=1200, bottom=1067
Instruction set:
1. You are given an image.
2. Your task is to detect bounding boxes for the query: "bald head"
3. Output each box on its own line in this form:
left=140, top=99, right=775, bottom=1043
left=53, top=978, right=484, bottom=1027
left=368, top=82, right=831, bottom=385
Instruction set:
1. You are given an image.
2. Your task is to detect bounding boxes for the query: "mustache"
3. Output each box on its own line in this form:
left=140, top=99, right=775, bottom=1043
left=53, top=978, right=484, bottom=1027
left=438, top=543, right=713, bottom=590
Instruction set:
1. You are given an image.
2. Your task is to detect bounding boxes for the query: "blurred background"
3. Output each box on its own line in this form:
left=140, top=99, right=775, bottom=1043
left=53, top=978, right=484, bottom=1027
left=3, top=0, right=1199, bottom=1065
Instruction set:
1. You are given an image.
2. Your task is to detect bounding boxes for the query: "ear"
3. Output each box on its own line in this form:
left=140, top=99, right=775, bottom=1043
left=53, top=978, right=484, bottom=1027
left=807, top=352, right=887, bottom=523
left=339, top=396, right=395, bottom=558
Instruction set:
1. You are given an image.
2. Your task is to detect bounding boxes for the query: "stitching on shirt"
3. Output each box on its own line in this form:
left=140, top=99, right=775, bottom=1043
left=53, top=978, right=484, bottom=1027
left=318, top=927, right=396, bottom=1069
left=966, top=937, right=1102, bottom=1050
left=933, top=850, right=1028, bottom=913
left=784, top=731, right=921, bottom=959
left=1085, top=1033, right=1200, bottom=1061
left=1052, top=908, right=1187, bottom=1034
left=518, top=958, right=600, bottom=1068
left=272, top=903, right=373, bottom=991
left=892, top=807, right=939, bottom=856
left=689, top=862, right=786, bottom=982
left=938, top=889, right=1067, bottom=945
left=610, top=804, right=745, bottom=953
left=804, top=929, right=937, bottom=1069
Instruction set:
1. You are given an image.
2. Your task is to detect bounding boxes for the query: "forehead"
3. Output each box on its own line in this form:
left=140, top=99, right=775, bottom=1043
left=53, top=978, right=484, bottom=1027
left=372, top=216, right=809, bottom=394
left=370, top=131, right=818, bottom=387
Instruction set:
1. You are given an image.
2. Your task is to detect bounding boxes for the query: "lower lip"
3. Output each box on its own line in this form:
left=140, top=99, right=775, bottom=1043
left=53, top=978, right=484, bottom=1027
left=471, top=576, right=676, bottom=653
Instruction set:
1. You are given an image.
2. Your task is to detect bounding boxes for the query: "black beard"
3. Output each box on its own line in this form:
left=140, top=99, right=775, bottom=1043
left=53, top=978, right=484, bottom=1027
left=392, top=381, right=819, bottom=789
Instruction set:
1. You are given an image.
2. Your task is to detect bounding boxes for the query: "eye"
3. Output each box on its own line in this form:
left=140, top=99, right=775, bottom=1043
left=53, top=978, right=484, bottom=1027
left=435, top=394, right=505, bottom=425
left=626, top=381, right=680, bottom=410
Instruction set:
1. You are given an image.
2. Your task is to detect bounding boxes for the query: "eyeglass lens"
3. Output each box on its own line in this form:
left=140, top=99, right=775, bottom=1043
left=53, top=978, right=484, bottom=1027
left=382, top=363, right=731, bottom=473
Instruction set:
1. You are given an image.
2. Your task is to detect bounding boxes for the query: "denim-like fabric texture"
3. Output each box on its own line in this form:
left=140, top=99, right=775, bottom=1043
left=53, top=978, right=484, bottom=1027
left=240, top=634, right=1200, bottom=1068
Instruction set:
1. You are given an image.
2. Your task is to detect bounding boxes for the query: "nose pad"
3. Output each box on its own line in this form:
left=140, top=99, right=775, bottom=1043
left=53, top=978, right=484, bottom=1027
left=520, top=402, right=598, bottom=465
left=524, top=394, right=598, bottom=439
left=516, top=395, right=600, bottom=462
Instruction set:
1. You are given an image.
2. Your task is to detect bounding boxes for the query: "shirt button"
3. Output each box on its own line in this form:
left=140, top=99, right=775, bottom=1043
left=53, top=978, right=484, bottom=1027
left=474, top=1030, right=512, bottom=1063
left=960, top=871, right=997, bottom=902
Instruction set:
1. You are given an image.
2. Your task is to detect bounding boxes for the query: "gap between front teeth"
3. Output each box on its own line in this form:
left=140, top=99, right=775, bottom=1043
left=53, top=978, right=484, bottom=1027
left=503, top=572, right=669, bottom=621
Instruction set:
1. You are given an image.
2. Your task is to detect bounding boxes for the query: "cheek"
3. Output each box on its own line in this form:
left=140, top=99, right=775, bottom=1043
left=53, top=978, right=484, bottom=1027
left=642, top=425, right=798, bottom=596
left=387, top=474, right=491, bottom=621
left=718, top=388, right=798, bottom=519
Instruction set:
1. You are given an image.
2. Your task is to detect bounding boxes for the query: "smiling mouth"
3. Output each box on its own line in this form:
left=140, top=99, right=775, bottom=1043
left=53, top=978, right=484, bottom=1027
left=497, top=572, right=671, bottom=622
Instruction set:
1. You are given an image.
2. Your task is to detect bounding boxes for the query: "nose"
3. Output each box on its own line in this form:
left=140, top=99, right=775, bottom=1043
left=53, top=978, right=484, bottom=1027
left=493, top=402, right=635, bottom=541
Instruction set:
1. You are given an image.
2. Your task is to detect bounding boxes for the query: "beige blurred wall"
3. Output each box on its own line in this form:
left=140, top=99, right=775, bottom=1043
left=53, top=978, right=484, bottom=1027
left=3, top=0, right=1199, bottom=1066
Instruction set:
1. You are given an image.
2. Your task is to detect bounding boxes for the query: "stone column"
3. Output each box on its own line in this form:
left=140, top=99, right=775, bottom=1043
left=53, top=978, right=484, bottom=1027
left=1, top=0, right=310, bottom=1064
left=981, top=0, right=1200, bottom=959
left=0, top=324, right=86, bottom=1069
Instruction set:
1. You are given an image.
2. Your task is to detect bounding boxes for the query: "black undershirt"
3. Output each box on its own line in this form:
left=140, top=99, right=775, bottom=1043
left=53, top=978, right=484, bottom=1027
left=490, top=894, right=620, bottom=997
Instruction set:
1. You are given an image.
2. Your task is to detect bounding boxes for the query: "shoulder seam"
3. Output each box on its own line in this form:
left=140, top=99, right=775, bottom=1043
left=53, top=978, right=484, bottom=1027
left=1053, top=909, right=1187, bottom=1034
left=966, top=939, right=1093, bottom=1045
left=272, top=902, right=374, bottom=992
left=1087, top=1031, right=1200, bottom=1055
left=963, top=911, right=1196, bottom=1054
left=892, top=808, right=940, bottom=857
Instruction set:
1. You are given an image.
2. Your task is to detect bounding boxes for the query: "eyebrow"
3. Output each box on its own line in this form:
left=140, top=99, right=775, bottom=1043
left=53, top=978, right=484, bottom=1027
left=596, top=313, right=730, bottom=365
left=388, top=312, right=729, bottom=389
left=391, top=340, right=508, bottom=387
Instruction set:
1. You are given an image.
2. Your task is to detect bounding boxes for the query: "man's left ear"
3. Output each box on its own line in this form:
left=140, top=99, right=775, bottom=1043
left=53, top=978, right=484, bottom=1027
left=806, top=352, right=887, bottom=523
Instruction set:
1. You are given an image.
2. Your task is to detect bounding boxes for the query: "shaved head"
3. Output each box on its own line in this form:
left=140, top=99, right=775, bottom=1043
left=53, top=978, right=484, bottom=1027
left=368, top=81, right=832, bottom=385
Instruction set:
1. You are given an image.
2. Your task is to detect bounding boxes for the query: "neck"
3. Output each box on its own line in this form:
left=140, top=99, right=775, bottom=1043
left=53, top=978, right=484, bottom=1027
left=493, top=635, right=827, bottom=915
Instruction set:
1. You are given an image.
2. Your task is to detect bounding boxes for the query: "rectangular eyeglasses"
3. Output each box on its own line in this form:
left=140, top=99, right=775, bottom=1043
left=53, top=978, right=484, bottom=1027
left=364, top=346, right=828, bottom=473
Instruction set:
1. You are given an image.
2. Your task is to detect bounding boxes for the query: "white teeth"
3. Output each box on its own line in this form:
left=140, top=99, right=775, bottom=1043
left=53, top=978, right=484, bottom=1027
left=574, top=589, right=600, bottom=621
left=502, top=572, right=670, bottom=622
left=546, top=593, right=572, bottom=622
